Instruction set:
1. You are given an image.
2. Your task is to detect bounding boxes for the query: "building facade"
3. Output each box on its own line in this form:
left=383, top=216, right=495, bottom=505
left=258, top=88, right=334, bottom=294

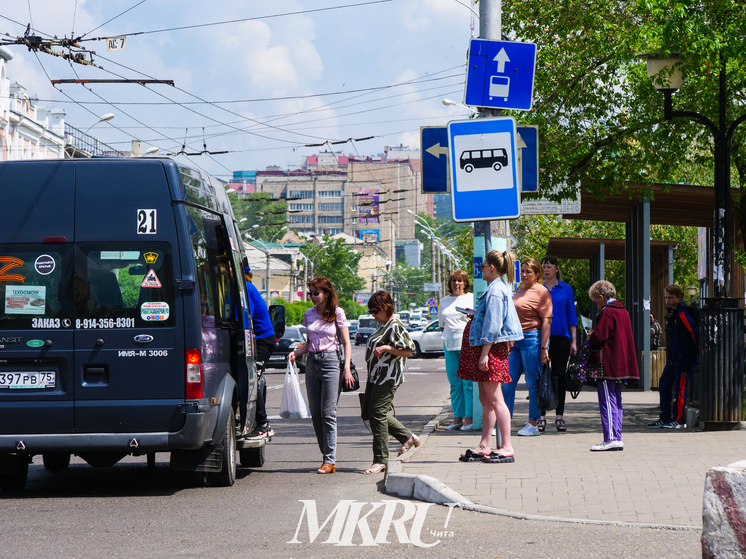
left=0, top=47, right=66, bottom=161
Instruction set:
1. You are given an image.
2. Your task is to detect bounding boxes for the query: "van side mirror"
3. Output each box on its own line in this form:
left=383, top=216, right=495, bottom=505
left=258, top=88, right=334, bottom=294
left=269, top=304, right=286, bottom=338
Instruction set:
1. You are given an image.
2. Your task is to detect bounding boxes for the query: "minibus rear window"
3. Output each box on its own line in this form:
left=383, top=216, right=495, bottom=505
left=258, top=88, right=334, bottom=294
left=0, top=245, right=72, bottom=330
left=73, top=243, right=175, bottom=328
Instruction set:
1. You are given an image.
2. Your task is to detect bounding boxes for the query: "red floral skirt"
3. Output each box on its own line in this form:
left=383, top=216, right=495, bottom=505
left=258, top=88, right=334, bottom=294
left=456, top=320, right=511, bottom=383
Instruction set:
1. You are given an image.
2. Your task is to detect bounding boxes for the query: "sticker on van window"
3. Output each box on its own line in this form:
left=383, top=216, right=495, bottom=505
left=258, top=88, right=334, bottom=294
left=141, top=269, right=162, bottom=288
left=0, top=257, right=26, bottom=283
left=5, top=286, right=46, bottom=315
left=141, top=302, right=169, bottom=321
left=32, top=318, right=63, bottom=329
left=143, top=252, right=159, bottom=264
left=137, top=209, right=157, bottom=234
left=34, top=255, right=55, bottom=275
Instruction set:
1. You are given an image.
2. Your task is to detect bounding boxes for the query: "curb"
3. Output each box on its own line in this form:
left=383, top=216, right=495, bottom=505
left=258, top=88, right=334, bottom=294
left=385, top=401, right=702, bottom=531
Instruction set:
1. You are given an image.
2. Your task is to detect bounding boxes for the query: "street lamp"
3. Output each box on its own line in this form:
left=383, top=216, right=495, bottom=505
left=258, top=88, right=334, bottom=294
left=686, top=285, right=697, bottom=307
left=246, top=226, right=288, bottom=304
left=642, top=51, right=746, bottom=426
left=84, top=113, right=114, bottom=134
left=442, top=98, right=478, bottom=114
left=144, top=146, right=159, bottom=155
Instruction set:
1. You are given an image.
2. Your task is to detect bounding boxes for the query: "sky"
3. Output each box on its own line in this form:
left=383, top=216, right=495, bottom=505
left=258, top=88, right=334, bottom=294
left=1, top=0, right=476, bottom=179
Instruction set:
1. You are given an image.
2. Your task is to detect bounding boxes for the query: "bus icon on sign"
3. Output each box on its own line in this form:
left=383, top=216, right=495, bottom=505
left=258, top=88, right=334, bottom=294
left=460, top=148, right=509, bottom=173
left=489, top=75, right=510, bottom=101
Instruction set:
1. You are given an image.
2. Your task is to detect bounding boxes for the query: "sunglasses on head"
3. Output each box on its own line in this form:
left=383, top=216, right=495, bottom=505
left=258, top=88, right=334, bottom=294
left=307, top=290, right=322, bottom=297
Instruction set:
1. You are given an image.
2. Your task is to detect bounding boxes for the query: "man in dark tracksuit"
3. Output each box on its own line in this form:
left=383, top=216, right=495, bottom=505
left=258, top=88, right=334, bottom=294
left=648, top=284, right=699, bottom=429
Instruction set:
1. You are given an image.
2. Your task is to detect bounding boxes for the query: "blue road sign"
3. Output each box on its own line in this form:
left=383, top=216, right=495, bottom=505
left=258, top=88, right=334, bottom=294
left=517, top=125, right=539, bottom=192
left=474, top=256, right=483, bottom=279
left=428, top=305, right=439, bottom=317
left=421, top=126, right=449, bottom=193
left=448, top=117, right=520, bottom=222
left=465, top=39, right=537, bottom=111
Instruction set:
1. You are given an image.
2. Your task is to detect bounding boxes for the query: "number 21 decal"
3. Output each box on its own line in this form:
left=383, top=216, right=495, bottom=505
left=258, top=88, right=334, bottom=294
left=137, top=209, right=157, bottom=234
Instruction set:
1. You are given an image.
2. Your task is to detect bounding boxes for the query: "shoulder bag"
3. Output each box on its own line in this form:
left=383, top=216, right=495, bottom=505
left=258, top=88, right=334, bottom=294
left=335, top=318, right=360, bottom=392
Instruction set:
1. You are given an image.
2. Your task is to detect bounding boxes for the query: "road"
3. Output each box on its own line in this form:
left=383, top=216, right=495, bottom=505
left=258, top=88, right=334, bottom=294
left=0, top=347, right=699, bottom=557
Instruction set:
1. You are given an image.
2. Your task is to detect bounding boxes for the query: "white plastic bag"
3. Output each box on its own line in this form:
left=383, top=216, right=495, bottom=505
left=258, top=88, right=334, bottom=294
left=280, top=360, right=311, bottom=420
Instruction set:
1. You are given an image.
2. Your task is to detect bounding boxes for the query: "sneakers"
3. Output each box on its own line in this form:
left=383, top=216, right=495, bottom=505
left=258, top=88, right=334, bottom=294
left=246, top=423, right=274, bottom=440
left=517, top=422, right=540, bottom=437
left=647, top=419, right=666, bottom=428
left=460, top=423, right=474, bottom=431
left=590, top=440, right=623, bottom=451
left=661, top=420, right=685, bottom=429
left=445, top=422, right=463, bottom=430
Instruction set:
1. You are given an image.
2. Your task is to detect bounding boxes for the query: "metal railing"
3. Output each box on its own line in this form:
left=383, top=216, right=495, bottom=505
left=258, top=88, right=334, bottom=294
left=64, top=123, right=125, bottom=157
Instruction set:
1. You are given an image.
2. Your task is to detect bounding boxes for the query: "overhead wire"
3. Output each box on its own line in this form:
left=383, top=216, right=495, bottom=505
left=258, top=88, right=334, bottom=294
left=76, top=0, right=393, bottom=42
left=80, top=0, right=148, bottom=39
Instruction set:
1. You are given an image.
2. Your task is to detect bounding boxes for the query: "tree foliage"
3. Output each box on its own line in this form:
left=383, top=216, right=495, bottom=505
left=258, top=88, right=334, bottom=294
left=501, top=0, right=746, bottom=218
left=228, top=192, right=288, bottom=242
left=299, top=234, right=365, bottom=300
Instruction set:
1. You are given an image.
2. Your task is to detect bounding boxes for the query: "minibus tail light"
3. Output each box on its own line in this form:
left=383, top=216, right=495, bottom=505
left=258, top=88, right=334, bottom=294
left=186, top=349, right=203, bottom=399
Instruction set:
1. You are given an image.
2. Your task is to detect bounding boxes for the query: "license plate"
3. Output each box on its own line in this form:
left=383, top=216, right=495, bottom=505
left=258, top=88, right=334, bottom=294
left=0, top=371, right=56, bottom=389
left=269, top=355, right=285, bottom=361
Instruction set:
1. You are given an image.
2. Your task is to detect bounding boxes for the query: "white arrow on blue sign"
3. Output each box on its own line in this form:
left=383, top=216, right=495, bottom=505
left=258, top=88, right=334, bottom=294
left=517, top=125, right=539, bottom=193
left=448, top=117, right=521, bottom=222
left=420, top=126, right=449, bottom=193
left=465, top=39, right=537, bottom=111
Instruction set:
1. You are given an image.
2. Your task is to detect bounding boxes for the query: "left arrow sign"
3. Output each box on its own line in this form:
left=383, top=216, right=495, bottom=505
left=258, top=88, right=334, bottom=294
left=426, top=143, right=449, bottom=158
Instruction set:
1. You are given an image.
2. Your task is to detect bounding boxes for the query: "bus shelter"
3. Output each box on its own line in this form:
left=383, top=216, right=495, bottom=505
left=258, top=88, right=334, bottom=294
left=549, top=183, right=744, bottom=391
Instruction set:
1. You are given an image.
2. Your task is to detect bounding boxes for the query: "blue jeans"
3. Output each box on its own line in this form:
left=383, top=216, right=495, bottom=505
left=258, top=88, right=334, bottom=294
left=305, top=351, right=342, bottom=464
left=444, top=347, right=473, bottom=419
left=502, top=328, right=541, bottom=421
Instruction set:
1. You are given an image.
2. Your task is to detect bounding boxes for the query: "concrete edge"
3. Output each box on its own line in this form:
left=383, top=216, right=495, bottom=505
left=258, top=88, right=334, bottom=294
left=384, top=400, right=703, bottom=532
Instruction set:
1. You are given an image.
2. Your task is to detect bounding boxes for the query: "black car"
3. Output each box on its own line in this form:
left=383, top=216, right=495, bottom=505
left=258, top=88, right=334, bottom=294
left=267, top=326, right=308, bottom=372
left=354, top=316, right=378, bottom=346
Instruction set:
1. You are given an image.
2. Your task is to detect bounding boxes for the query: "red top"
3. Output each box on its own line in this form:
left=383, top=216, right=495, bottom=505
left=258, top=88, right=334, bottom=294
left=590, top=301, right=640, bottom=381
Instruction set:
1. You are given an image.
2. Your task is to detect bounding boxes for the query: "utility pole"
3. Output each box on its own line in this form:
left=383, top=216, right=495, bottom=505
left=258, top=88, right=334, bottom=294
left=265, top=250, right=271, bottom=305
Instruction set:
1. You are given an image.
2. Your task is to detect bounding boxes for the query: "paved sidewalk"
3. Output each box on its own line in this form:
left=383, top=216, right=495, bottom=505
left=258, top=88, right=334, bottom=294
left=391, top=384, right=746, bottom=528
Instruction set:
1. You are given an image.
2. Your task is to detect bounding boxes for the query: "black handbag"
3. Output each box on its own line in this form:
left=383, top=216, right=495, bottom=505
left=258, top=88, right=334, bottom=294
left=335, top=319, right=360, bottom=392
left=538, top=362, right=558, bottom=411
left=565, top=354, right=583, bottom=399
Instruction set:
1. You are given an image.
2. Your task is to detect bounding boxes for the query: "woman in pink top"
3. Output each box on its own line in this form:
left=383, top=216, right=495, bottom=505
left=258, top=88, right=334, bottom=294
left=501, top=258, right=552, bottom=437
left=289, top=277, right=354, bottom=474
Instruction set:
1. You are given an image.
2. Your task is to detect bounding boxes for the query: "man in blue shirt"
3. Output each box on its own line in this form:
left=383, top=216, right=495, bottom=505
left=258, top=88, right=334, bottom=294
left=244, top=267, right=276, bottom=439
left=648, top=284, right=699, bottom=429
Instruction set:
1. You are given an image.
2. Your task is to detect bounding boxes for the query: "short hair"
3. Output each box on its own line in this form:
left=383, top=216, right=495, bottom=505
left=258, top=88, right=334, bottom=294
left=307, top=276, right=339, bottom=322
left=665, top=284, right=684, bottom=299
left=245, top=269, right=253, bottom=280
left=368, top=290, right=395, bottom=319
left=447, top=269, right=471, bottom=295
left=589, top=280, right=616, bottom=300
left=541, top=255, right=562, bottom=281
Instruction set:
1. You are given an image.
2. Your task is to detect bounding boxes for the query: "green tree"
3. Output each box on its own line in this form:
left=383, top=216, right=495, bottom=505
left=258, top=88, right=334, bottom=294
left=500, top=0, right=745, bottom=237
left=300, top=234, right=365, bottom=300
left=229, top=192, right=289, bottom=242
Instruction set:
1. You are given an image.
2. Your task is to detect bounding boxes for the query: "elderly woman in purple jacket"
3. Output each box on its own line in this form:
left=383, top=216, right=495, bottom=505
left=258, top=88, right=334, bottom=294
left=587, top=280, right=639, bottom=452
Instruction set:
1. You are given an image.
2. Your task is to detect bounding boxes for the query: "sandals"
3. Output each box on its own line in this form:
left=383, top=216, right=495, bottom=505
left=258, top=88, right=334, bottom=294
left=481, top=452, right=515, bottom=464
left=537, top=419, right=547, bottom=432
left=459, top=449, right=490, bottom=462
left=364, top=463, right=386, bottom=475
left=556, top=419, right=567, bottom=432
left=397, top=434, right=421, bottom=456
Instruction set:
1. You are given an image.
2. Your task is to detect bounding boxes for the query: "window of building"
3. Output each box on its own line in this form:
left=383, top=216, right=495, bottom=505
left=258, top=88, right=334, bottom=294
left=319, top=215, right=343, bottom=224
left=318, top=203, right=343, bottom=212
left=289, top=203, right=314, bottom=211
left=289, top=215, right=313, bottom=223
left=321, top=228, right=343, bottom=235
left=289, top=190, right=314, bottom=199
left=318, top=190, right=342, bottom=198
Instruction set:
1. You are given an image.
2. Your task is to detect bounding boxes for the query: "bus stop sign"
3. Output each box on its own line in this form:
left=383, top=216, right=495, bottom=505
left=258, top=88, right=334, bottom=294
left=448, top=117, right=521, bottom=222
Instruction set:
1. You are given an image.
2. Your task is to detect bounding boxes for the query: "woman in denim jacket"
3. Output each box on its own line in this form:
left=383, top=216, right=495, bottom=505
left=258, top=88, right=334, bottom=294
left=457, top=250, right=523, bottom=463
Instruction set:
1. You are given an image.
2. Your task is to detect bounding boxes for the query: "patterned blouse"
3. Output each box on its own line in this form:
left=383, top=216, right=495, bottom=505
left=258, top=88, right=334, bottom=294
left=365, top=316, right=416, bottom=386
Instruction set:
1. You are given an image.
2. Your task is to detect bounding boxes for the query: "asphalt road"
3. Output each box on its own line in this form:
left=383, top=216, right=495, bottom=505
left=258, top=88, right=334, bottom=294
left=0, top=347, right=700, bottom=557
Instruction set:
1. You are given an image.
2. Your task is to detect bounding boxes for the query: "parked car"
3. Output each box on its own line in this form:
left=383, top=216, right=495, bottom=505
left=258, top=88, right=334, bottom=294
left=355, top=315, right=378, bottom=346
left=409, top=320, right=445, bottom=358
left=267, top=326, right=308, bottom=372
left=348, top=320, right=359, bottom=337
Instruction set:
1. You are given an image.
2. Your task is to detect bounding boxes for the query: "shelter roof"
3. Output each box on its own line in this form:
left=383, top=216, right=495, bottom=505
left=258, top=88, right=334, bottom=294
left=546, top=237, right=678, bottom=260
left=564, top=183, right=739, bottom=227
